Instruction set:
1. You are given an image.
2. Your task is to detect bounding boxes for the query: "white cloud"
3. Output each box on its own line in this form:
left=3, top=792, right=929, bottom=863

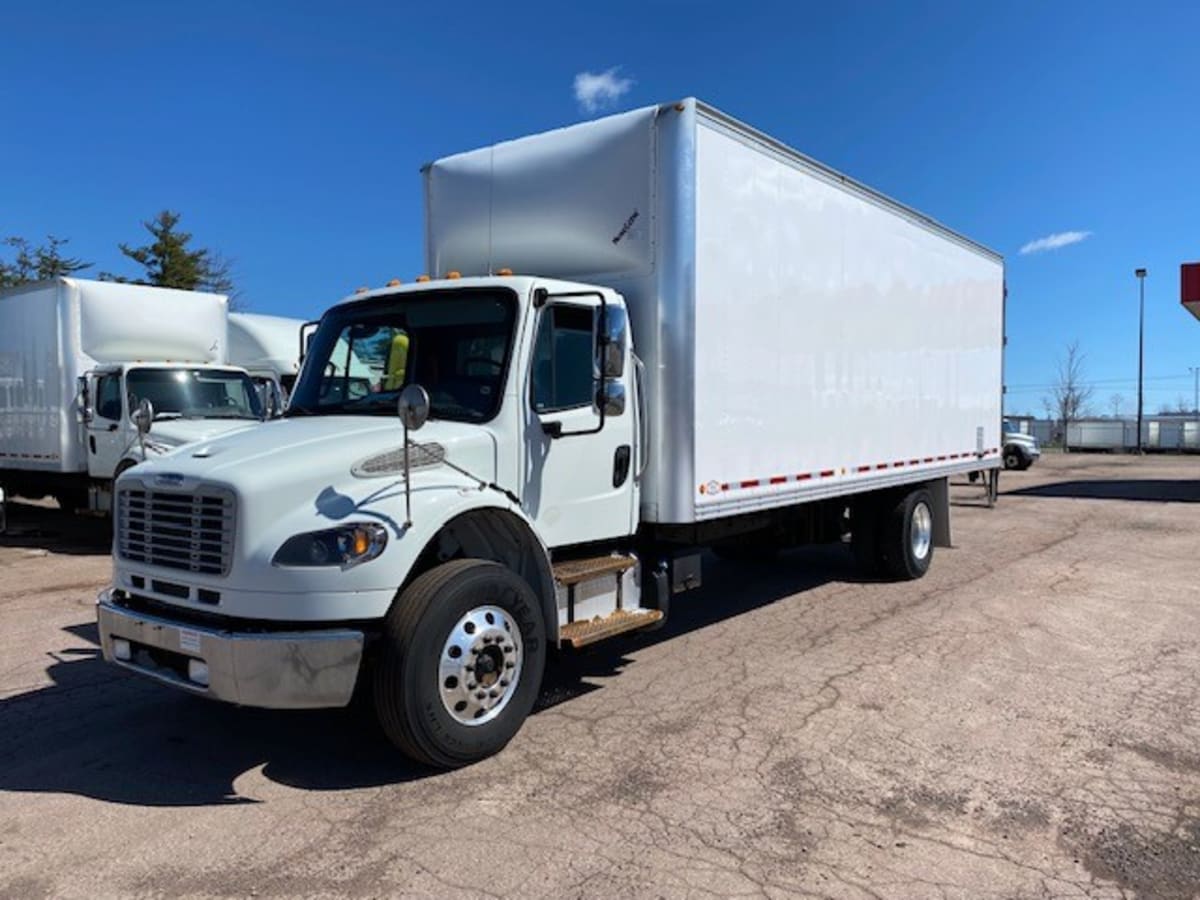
left=1019, top=230, right=1092, bottom=255
left=573, top=67, right=633, bottom=113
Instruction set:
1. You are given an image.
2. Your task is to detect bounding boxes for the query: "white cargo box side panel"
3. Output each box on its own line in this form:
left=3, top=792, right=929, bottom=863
left=228, top=312, right=304, bottom=380
left=0, top=282, right=80, bottom=472
left=76, top=281, right=229, bottom=365
left=691, top=117, right=1003, bottom=520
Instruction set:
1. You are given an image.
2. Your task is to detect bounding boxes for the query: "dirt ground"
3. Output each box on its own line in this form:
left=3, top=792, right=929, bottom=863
left=2, top=453, right=1199, bottom=899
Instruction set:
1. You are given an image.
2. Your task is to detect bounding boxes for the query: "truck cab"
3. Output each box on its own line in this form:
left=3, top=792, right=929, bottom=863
left=99, top=276, right=644, bottom=766
left=80, top=362, right=267, bottom=509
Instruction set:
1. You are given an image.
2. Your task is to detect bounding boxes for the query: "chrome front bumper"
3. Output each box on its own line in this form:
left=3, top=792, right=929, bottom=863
left=96, top=589, right=365, bottom=709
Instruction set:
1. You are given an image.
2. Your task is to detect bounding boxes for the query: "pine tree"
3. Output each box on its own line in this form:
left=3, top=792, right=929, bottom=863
left=102, top=210, right=237, bottom=299
left=0, top=235, right=91, bottom=287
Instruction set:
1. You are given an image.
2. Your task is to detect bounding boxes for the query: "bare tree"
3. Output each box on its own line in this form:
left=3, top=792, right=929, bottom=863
left=1046, top=341, right=1093, bottom=452
left=1109, top=393, right=1122, bottom=418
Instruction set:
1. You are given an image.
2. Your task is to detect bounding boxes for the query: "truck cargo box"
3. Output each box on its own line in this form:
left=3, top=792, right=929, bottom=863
left=0, top=278, right=228, bottom=474
left=425, top=99, right=1004, bottom=525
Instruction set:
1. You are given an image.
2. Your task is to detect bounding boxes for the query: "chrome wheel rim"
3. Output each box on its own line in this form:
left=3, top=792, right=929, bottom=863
left=910, top=501, right=933, bottom=561
left=439, top=605, right=523, bottom=727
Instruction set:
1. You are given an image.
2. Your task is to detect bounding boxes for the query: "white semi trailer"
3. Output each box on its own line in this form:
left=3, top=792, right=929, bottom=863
left=0, top=278, right=266, bottom=513
left=97, top=100, right=1004, bottom=767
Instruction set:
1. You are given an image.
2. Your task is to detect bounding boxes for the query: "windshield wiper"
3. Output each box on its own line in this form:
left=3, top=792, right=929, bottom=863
left=152, top=412, right=185, bottom=421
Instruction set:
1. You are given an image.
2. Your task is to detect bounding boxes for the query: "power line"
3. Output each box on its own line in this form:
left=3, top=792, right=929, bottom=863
left=1004, top=373, right=1193, bottom=392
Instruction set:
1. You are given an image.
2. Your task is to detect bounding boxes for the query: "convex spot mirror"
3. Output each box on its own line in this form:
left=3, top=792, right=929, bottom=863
left=397, top=384, right=430, bottom=432
left=595, top=381, right=626, bottom=417
left=133, top=398, right=154, bottom=435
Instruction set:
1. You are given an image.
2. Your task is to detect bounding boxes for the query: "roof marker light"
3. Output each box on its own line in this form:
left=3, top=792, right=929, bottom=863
left=446, top=271, right=462, bottom=280
left=416, top=275, right=431, bottom=283
left=496, top=268, right=513, bottom=276
left=354, top=286, right=368, bottom=294
left=386, top=278, right=402, bottom=286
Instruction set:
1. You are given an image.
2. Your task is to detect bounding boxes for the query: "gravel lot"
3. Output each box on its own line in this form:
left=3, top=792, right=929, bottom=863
left=2, top=454, right=1199, bottom=899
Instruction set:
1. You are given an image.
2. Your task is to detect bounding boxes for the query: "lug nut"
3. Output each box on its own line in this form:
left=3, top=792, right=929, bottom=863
left=500, top=679, right=509, bottom=687
left=476, top=691, right=486, bottom=699
left=505, top=661, right=515, bottom=669
left=489, top=689, right=499, bottom=698
left=468, top=682, right=477, bottom=690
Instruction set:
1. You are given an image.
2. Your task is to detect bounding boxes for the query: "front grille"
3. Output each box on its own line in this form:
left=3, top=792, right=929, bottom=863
left=117, top=486, right=236, bottom=576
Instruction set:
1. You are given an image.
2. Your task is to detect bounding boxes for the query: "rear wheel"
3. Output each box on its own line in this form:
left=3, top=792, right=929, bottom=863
left=878, top=488, right=934, bottom=580
left=373, top=559, right=546, bottom=768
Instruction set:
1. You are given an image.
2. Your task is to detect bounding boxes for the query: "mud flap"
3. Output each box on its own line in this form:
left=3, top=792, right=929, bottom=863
left=929, top=477, right=953, bottom=548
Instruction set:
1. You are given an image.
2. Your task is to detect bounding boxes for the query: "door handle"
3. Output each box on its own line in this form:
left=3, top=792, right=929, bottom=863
left=107, top=423, right=118, bottom=432
left=613, top=445, right=631, bottom=488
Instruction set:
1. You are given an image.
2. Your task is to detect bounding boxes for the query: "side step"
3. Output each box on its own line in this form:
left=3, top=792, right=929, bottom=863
left=552, top=554, right=636, bottom=585
left=559, top=609, right=664, bottom=649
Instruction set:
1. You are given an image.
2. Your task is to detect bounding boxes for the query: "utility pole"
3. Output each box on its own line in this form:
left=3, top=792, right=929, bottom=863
left=1135, top=268, right=1147, bottom=453
left=1191, top=366, right=1199, bottom=421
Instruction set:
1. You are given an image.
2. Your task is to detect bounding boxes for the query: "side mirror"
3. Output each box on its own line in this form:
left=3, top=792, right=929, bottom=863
left=299, top=320, right=319, bottom=363
left=397, top=384, right=430, bottom=432
left=598, top=305, right=628, bottom=379
left=77, top=376, right=93, bottom=424
left=0, top=484, right=7, bottom=535
left=258, top=383, right=280, bottom=420
left=132, top=398, right=154, bottom=436
left=595, top=381, right=626, bottom=417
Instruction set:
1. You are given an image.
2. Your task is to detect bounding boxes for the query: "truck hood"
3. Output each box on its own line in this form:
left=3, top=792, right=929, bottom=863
left=144, top=418, right=259, bottom=453
left=136, top=416, right=498, bottom=496
left=1004, top=432, right=1038, bottom=449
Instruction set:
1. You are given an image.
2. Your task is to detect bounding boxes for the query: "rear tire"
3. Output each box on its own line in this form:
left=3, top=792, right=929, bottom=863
left=878, top=488, right=934, bottom=581
left=373, top=559, right=546, bottom=769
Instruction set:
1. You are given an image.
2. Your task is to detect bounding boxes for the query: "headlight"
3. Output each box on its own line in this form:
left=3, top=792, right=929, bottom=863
left=272, top=523, right=388, bottom=568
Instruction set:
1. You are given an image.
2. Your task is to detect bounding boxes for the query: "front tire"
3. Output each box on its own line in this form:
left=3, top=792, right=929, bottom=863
left=373, top=559, right=546, bottom=769
left=1003, top=448, right=1024, bottom=470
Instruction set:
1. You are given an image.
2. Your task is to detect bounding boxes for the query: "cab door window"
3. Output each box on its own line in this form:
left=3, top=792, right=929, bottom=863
left=531, top=305, right=595, bottom=413
left=95, top=374, right=123, bottom=421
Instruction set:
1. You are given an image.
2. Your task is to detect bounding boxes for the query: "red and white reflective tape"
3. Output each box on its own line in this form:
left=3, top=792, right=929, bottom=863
left=698, top=448, right=1000, bottom=495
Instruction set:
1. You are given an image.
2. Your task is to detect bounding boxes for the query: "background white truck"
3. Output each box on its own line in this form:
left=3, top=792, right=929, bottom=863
left=0, top=278, right=267, bottom=513
left=98, top=99, right=1004, bottom=767
left=227, top=311, right=306, bottom=406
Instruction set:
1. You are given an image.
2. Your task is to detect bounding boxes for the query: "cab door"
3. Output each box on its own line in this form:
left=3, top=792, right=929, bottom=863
left=522, top=292, right=637, bottom=549
left=86, top=371, right=130, bottom=478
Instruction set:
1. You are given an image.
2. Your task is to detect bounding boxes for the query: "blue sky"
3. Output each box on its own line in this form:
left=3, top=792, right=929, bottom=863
left=3, top=1, right=1198, bottom=416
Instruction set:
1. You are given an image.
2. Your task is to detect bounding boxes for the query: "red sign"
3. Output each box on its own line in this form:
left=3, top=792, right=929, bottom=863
left=1183, top=262, right=1200, bottom=305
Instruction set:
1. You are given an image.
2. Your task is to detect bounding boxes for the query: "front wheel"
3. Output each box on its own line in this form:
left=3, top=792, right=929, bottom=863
left=1003, top=448, right=1024, bottom=470
left=373, top=559, right=546, bottom=768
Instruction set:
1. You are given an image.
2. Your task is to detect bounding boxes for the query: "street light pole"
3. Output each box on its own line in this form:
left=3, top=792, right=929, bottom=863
left=1135, top=268, right=1147, bottom=454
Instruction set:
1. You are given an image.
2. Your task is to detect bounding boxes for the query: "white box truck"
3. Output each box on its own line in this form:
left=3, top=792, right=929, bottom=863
left=0, top=278, right=268, bottom=513
left=97, top=100, right=1004, bottom=767
left=227, top=312, right=306, bottom=406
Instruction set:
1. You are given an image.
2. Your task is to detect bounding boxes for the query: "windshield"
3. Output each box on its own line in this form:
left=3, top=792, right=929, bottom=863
left=287, top=289, right=518, bottom=423
left=127, top=368, right=263, bottom=420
